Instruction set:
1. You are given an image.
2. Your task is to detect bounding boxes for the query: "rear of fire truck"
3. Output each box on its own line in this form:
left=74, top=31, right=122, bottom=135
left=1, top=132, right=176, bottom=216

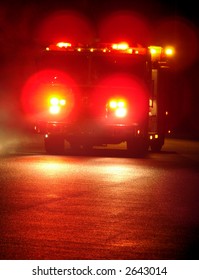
left=32, top=42, right=172, bottom=156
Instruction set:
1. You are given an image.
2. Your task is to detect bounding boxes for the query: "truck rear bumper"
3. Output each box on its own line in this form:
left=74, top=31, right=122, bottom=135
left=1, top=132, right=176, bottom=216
left=34, top=120, right=143, bottom=144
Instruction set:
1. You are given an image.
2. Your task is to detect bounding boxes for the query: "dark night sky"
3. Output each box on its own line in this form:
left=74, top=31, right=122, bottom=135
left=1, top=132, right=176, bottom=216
left=1, top=0, right=199, bottom=23
left=1, top=0, right=198, bottom=47
left=1, top=0, right=199, bottom=40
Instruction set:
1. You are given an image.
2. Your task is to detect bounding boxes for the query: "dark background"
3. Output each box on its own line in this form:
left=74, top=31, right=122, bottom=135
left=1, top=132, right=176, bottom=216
left=0, top=0, right=199, bottom=139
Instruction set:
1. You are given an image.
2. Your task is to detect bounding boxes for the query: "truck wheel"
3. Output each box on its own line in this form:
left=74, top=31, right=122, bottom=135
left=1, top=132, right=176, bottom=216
left=150, top=138, right=164, bottom=152
left=127, top=138, right=148, bottom=158
left=44, top=135, right=65, bottom=155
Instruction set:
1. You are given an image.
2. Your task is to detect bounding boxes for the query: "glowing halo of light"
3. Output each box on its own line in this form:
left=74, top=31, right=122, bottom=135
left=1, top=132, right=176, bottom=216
left=91, top=73, right=149, bottom=121
left=20, top=69, right=77, bottom=118
left=152, top=16, right=199, bottom=70
left=98, top=10, right=152, bottom=46
left=36, top=10, right=95, bottom=45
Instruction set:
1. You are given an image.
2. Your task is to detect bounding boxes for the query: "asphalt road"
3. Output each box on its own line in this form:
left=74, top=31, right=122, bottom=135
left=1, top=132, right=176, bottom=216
left=0, top=132, right=199, bottom=260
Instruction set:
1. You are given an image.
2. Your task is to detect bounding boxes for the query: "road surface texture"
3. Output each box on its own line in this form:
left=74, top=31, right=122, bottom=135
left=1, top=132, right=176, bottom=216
left=0, top=132, right=199, bottom=260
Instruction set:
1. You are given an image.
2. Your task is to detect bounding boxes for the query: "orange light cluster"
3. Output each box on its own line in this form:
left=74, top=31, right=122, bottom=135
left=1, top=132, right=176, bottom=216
left=148, top=46, right=175, bottom=60
left=49, top=96, right=66, bottom=114
left=107, top=98, right=128, bottom=118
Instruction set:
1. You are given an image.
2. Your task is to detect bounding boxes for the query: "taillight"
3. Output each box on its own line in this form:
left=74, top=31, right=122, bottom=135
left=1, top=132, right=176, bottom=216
left=49, top=96, right=66, bottom=115
left=107, top=98, right=128, bottom=118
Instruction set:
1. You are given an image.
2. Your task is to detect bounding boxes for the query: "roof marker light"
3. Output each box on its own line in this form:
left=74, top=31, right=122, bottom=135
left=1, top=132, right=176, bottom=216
left=165, top=47, right=174, bottom=56
left=56, top=42, right=72, bottom=48
left=112, top=42, right=129, bottom=51
left=149, top=46, right=162, bottom=56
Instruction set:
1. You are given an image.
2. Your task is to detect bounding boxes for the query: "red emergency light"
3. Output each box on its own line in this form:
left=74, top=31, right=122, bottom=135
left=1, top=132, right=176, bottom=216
left=107, top=98, right=128, bottom=118
left=45, top=41, right=148, bottom=55
left=49, top=96, right=67, bottom=115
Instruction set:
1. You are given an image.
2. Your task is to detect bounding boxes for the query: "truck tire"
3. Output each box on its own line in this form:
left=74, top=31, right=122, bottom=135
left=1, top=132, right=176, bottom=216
left=150, top=137, right=164, bottom=153
left=127, top=138, right=148, bottom=158
left=44, top=135, right=65, bottom=155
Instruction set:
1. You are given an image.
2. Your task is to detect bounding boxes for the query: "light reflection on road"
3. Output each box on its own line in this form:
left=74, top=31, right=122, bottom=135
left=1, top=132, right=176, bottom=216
left=31, top=155, right=147, bottom=186
left=1, top=137, right=199, bottom=259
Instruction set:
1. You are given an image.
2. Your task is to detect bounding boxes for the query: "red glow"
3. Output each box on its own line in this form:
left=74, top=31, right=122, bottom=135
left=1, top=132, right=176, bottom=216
left=20, top=69, right=77, bottom=118
left=91, top=73, right=149, bottom=121
left=36, top=10, right=95, bottom=45
left=152, top=16, right=199, bottom=70
left=98, top=11, right=151, bottom=46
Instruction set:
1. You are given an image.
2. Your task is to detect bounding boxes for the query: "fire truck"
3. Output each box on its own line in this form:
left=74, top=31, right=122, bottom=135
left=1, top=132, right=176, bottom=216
left=31, top=41, right=173, bottom=156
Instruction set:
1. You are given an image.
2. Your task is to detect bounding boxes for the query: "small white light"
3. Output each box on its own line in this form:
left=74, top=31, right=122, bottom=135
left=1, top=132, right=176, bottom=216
left=50, top=97, right=59, bottom=105
left=49, top=105, right=60, bottom=114
left=115, top=107, right=127, bottom=118
left=109, top=100, right=117, bottom=109
left=60, top=99, right=66, bottom=106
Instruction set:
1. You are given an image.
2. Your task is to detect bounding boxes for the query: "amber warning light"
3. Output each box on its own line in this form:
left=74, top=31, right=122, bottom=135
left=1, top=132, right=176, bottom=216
left=149, top=46, right=175, bottom=60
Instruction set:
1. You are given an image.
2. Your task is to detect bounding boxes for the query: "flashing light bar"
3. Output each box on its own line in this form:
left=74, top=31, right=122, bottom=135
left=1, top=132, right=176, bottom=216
left=46, top=41, right=174, bottom=60
left=46, top=41, right=146, bottom=55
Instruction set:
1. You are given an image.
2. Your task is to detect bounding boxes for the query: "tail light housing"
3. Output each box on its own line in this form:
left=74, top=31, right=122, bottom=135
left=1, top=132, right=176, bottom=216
left=49, top=96, right=66, bottom=115
left=106, top=98, right=128, bottom=119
